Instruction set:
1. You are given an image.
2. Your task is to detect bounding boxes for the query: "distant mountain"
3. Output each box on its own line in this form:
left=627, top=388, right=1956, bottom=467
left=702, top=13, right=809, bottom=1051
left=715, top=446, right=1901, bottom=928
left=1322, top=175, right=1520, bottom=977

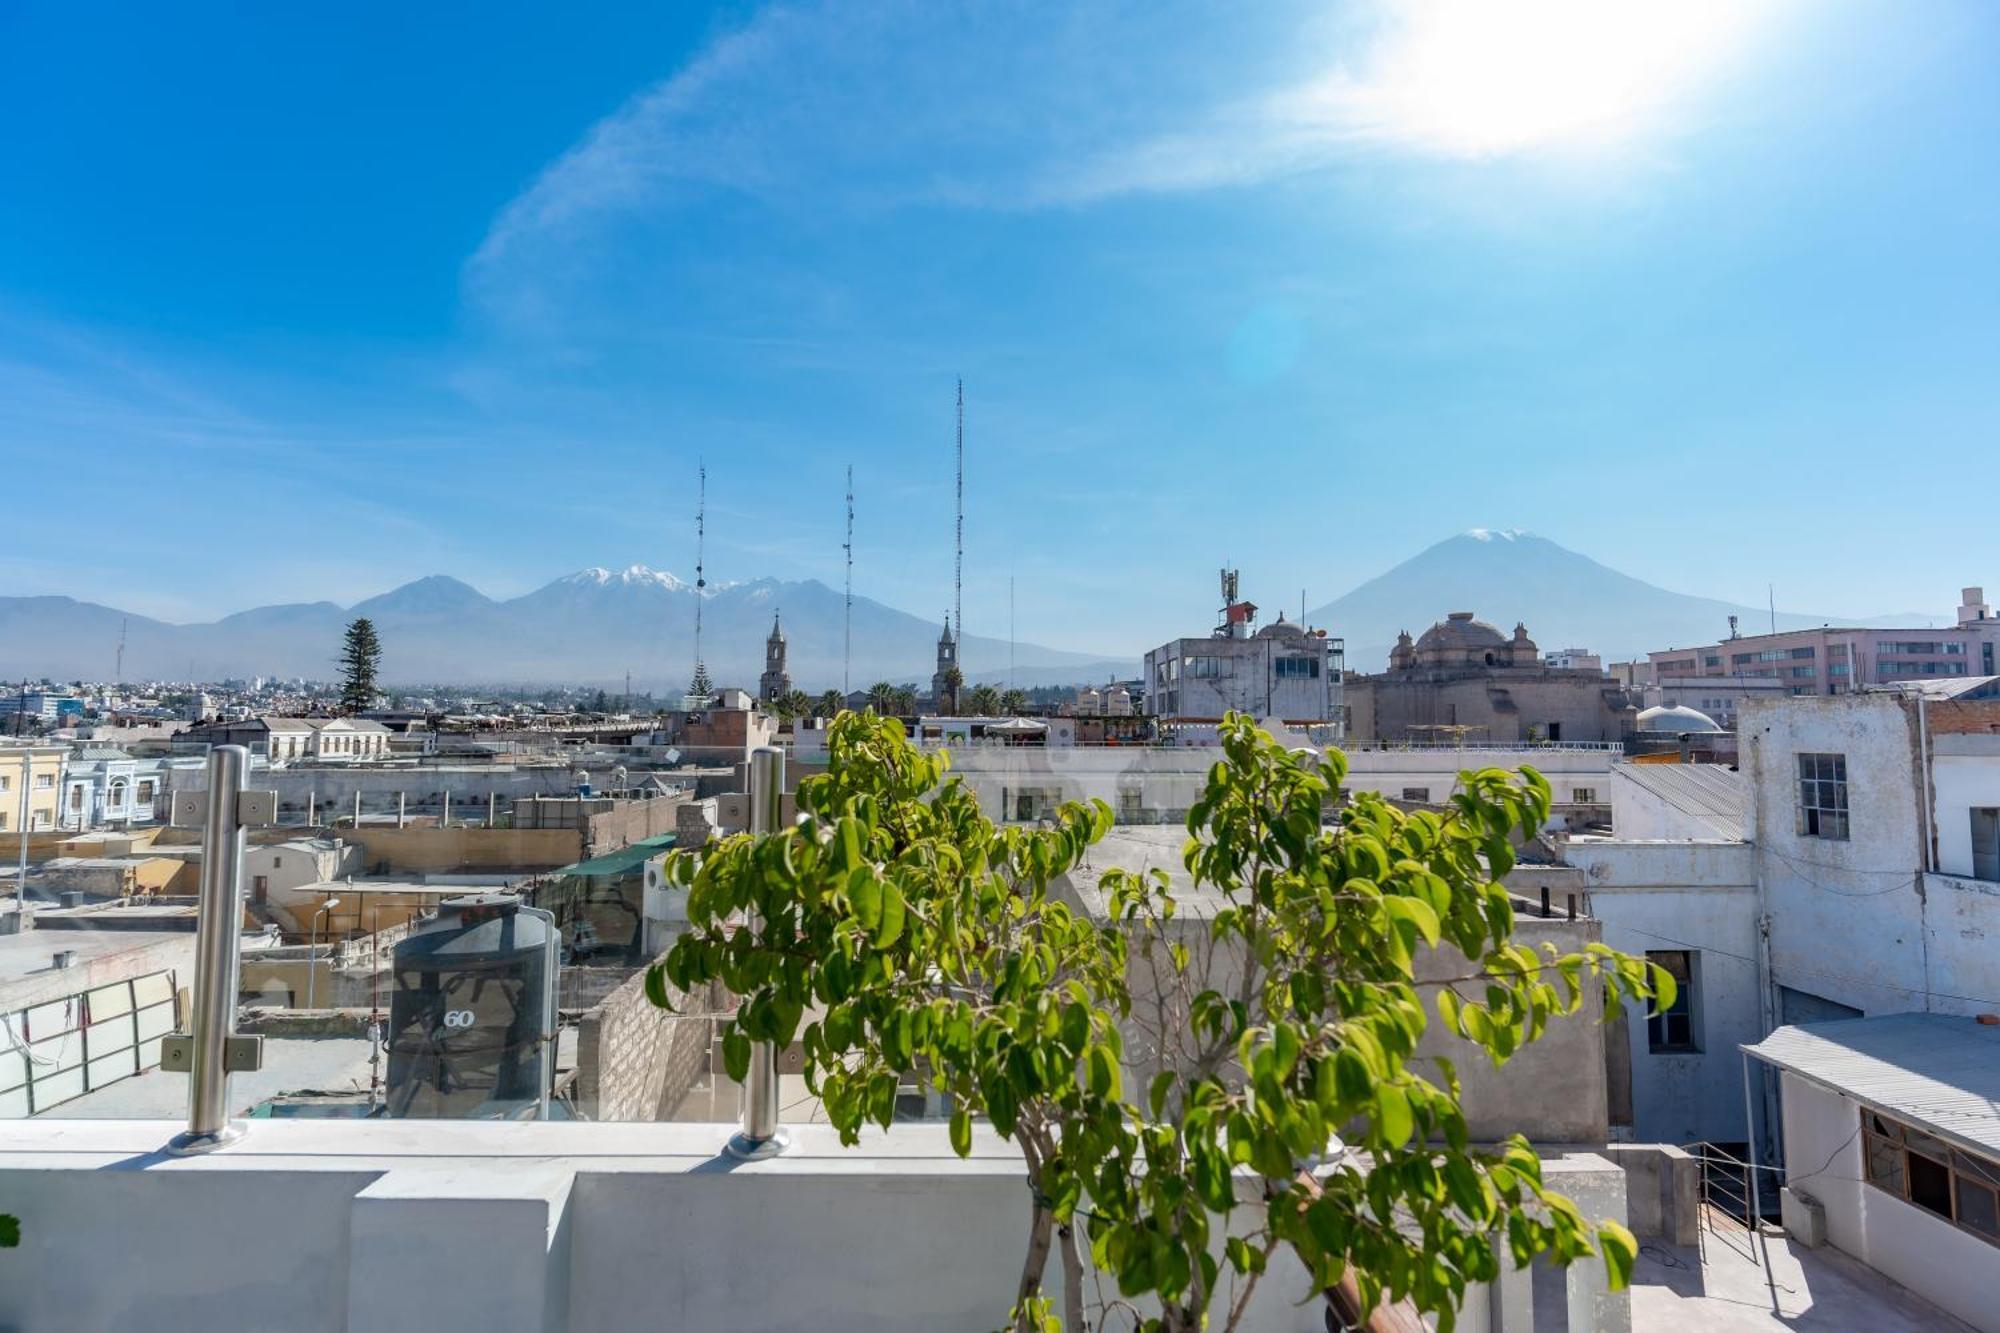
left=0, top=566, right=1132, bottom=691
left=1309, top=530, right=1935, bottom=672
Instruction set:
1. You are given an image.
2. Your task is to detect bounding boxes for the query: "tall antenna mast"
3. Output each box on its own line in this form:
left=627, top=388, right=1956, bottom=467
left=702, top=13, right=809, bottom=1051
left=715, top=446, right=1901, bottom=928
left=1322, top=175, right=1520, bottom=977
left=692, top=462, right=708, bottom=693
left=843, top=463, right=854, bottom=695
left=1008, top=575, right=1015, bottom=693
left=954, top=378, right=964, bottom=645
left=116, top=617, right=127, bottom=685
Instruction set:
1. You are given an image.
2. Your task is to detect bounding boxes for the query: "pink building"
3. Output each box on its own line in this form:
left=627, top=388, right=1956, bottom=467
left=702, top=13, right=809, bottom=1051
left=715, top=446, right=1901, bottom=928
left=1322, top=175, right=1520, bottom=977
left=1648, top=586, right=2000, bottom=697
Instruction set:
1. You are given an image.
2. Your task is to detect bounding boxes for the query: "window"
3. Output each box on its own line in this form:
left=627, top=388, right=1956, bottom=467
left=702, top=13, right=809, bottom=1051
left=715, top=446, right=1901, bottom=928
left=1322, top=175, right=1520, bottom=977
left=1184, top=656, right=1222, bottom=678
left=1789, top=646, right=1817, bottom=659
left=34, top=773, right=52, bottom=789
left=1702, top=655, right=1721, bottom=668
left=1797, top=752, right=1849, bottom=839
left=1400, top=787, right=1430, bottom=802
left=1862, top=1109, right=2000, bottom=1244
left=1572, top=787, right=1597, bottom=804
left=1973, top=808, right=2000, bottom=883
left=1272, top=657, right=1319, bottom=679
left=137, top=780, right=155, bottom=802
left=0, top=775, right=8, bottom=793
left=1645, top=950, right=1698, bottom=1052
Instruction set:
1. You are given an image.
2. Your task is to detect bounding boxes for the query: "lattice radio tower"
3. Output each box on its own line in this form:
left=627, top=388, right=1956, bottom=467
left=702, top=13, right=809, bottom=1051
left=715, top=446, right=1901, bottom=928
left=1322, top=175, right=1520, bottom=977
left=691, top=462, right=708, bottom=694
left=954, top=378, right=964, bottom=644
left=843, top=464, right=855, bottom=695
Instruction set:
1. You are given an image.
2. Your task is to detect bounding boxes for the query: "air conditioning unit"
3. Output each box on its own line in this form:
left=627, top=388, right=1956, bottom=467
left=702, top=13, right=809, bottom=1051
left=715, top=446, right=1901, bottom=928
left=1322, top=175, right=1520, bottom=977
left=1781, top=1186, right=1826, bottom=1248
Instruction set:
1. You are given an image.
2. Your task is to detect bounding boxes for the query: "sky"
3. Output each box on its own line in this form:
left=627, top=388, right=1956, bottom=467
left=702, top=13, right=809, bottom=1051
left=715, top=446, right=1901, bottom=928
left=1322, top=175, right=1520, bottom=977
left=2, top=0, right=1996, bottom=654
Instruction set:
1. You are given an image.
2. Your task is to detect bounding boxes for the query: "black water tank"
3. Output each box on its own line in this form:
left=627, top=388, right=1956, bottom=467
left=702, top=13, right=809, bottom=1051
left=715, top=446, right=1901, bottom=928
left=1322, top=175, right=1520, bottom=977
left=385, top=894, right=558, bottom=1120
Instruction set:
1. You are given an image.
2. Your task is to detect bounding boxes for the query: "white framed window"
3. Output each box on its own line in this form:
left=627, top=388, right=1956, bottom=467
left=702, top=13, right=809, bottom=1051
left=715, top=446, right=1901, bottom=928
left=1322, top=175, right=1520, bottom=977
left=1572, top=787, right=1597, bottom=804
left=1797, top=752, right=1849, bottom=839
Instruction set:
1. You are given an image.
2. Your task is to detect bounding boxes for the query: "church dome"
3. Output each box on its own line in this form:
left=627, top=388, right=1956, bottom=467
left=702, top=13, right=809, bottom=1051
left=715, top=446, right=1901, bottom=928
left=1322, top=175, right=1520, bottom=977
left=1636, top=703, right=1722, bottom=733
left=1255, top=612, right=1307, bottom=639
left=1415, top=612, right=1508, bottom=655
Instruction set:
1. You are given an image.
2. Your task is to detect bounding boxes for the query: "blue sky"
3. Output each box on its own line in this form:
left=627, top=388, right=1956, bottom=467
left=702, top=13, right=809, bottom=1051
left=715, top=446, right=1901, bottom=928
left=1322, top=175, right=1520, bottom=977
left=2, top=0, right=1996, bottom=653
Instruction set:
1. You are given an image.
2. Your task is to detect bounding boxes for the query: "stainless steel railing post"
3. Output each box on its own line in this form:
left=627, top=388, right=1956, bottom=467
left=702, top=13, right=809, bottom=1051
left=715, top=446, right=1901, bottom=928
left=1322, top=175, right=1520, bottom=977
left=727, top=746, right=789, bottom=1159
left=169, top=744, right=251, bottom=1155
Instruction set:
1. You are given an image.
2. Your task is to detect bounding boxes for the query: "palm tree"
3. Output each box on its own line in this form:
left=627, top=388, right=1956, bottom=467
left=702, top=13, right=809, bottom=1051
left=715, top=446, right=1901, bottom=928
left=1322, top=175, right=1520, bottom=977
left=779, top=689, right=814, bottom=723
left=999, top=688, right=1028, bottom=716
left=938, top=665, right=964, bottom=715
left=891, top=686, right=918, bottom=716
left=816, top=689, right=846, bottom=719
left=865, top=681, right=898, bottom=714
left=965, top=684, right=1001, bottom=716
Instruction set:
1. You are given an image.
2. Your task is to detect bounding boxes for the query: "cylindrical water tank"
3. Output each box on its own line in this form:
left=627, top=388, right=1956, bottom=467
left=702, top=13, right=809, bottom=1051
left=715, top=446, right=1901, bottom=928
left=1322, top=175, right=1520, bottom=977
left=385, top=894, right=559, bottom=1120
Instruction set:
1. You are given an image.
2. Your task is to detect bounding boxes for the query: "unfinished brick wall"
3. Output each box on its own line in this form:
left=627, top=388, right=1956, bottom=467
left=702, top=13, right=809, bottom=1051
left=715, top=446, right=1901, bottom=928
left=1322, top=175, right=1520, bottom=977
left=572, top=965, right=727, bottom=1121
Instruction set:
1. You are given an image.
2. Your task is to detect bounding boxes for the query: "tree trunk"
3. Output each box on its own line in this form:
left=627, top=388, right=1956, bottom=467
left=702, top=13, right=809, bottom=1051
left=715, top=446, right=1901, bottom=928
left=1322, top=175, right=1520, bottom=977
left=1012, top=1201, right=1055, bottom=1333
left=1057, top=1219, right=1089, bottom=1333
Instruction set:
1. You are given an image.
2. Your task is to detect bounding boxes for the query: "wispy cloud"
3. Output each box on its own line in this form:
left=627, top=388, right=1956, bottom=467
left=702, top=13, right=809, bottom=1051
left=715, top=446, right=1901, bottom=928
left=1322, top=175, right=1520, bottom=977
left=465, top=0, right=1786, bottom=315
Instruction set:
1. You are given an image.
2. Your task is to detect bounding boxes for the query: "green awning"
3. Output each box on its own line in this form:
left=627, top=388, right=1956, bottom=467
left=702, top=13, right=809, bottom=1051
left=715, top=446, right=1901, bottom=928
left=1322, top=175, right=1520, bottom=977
left=552, top=832, right=678, bottom=879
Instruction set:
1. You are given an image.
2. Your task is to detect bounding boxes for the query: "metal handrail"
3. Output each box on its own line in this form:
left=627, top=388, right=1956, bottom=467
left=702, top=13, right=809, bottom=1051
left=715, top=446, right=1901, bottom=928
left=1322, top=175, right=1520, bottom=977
left=168, top=745, right=252, bottom=1155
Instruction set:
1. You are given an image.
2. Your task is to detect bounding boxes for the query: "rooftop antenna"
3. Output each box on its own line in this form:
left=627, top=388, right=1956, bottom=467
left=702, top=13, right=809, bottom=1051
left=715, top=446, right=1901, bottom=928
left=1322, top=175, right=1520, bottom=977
left=1767, top=584, right=1776, bottom=635
left=954, top=378, right=964, bottom=645
left=692, top=461, right=708, bottom=696
left=843, top=463, right=854, bottom=695
left=115, top=617, right=127, bottom=685
left=1008, top=574, right=1015, bottom=692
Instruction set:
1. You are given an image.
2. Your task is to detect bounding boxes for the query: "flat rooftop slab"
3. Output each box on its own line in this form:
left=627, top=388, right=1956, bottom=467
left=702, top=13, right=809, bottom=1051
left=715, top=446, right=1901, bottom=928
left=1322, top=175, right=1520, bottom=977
left=1629, top=1219, right=1975, bottom=1333
left=47, top=1037, right=377, bottom=1120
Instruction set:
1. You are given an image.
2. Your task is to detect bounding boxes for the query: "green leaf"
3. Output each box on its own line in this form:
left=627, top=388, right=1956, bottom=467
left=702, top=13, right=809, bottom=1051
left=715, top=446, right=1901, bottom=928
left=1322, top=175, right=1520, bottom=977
left=1598, top=1220, right=1637, bottom=1290
left=1149, top=1069, right=1176, bottom=1118
left=848, top=869, right=883, bottom=929
left=1087, top=1044, right=1122, bottom=1101
left=1375, top=1082, right=1414, bottom=1148
left=949, top=1108, right=972, bottom=1157
left=721, top=1027, right=751, bottom=1083
left=1383, top=895, right=1441, bottom=948
left=876, top=881, right=907, bottom=948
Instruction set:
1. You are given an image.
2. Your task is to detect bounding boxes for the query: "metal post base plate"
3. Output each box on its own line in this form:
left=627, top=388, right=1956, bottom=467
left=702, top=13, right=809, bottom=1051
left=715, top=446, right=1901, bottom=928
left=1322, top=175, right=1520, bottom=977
left=166, top=1123, right=247, bottom=1157
left=725, top=1128, right=791, bottom=1161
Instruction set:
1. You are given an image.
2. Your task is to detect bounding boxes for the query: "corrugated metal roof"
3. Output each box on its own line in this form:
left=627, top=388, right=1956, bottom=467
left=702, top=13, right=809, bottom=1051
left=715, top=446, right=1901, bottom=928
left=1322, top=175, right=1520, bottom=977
left=1614, top=762, right=1747, bottom=840
left=555, top=833, right=678, bottom=879
left=1744, top=1014, right=2000, bottom=1158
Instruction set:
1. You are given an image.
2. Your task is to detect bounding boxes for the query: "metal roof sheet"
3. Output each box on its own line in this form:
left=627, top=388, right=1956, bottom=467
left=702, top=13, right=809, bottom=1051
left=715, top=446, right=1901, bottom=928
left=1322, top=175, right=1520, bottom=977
left=1744, top=1014, right=2000, bottom=1158
left=1614, top=762, right=1747, bottom=840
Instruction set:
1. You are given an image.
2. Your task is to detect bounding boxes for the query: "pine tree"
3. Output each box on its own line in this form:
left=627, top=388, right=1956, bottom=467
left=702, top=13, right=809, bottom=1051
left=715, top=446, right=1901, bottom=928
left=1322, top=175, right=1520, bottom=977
left=339, top=618, right=382, bottom=713
left=688, top=661, right=714, bottom=704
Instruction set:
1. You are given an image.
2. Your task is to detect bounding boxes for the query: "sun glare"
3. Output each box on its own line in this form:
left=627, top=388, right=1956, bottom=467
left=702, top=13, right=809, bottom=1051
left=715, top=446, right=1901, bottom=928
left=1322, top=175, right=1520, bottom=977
left=1304, top=0, right=1773, bottom=158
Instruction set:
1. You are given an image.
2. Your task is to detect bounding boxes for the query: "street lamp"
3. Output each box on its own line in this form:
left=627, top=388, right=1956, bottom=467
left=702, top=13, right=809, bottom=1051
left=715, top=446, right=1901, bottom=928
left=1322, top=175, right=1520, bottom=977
left=305, top=896, right=342, bottom=1010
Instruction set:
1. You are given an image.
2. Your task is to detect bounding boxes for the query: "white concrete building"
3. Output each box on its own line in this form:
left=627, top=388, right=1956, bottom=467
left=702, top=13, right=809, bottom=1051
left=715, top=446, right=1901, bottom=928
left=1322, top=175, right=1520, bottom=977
left=1144, top=572, right=1344, bottom=728
left=1750, top=1015, right=2000, bottom=1333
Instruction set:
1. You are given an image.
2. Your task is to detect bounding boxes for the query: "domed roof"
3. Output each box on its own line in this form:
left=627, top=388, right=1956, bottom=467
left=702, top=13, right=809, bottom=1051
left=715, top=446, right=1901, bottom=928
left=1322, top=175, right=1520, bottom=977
left=1255, top=612, right=1308, bottom=639
left=1636, top=703, right=1723, bottom=733
left=1415, top=611, right=1507, bottom=654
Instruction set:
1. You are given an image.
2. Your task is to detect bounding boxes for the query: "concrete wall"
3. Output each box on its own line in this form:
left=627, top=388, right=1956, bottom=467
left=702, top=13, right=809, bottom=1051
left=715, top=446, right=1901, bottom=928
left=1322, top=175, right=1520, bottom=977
left=343, top=825, right=581, bottom=874
left=1920, top=871, right=2000, bottom=1017
left=1777, top=1071, right=1998, bottom=1333
left=1933, top=737, right=2000, bottom=879
left=1415, top=901, right=1612, bottom=1145
left=1348, top=670, right=1633, bottom=745
left=0, top=1120, right=1634, bottom=1333
left=1741, top=695, right=1932, bottom=1016
left=1565, top=839, right=1762, bottom=1145
left=570, top=969, right=725, bottom=1121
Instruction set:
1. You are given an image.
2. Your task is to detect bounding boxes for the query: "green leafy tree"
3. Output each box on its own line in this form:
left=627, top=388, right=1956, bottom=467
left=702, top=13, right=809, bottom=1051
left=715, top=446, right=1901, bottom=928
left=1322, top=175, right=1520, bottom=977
left=938, top=665, right=965, bottom=714
left=864, top=681, right=898, bottom=714
left=999, top=687, right=1028, bottom=716
left=651, top=712, right=1668, bottom=1333
left=891, top=685, right=918, bottom=716
left=338, top=618, right=382, bottom=713
left=816, top=689, right=847, bottom=719
left=965, top=683, right=1002, bottom=716
left=773, top=688, right=814, bottom=723
left=688, top=662, right=713, bottom=704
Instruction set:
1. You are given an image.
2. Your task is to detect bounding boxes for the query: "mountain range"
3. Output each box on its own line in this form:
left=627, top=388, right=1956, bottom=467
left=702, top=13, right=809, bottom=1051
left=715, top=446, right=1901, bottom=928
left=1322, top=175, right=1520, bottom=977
left=0, top=533, right=1952, bottom=688
left=0, top=567, right=1128, bottom=692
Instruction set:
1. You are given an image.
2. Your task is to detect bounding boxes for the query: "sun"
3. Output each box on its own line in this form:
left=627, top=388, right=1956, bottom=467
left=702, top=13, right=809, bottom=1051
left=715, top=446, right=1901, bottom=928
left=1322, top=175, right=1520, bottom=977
left=1303, top=0, right=1776, bottom=158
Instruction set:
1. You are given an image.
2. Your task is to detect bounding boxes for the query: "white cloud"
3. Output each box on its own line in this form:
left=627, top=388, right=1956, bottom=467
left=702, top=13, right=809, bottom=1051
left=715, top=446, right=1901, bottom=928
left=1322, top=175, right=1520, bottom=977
left=465, top=0, right=1788, bottom=311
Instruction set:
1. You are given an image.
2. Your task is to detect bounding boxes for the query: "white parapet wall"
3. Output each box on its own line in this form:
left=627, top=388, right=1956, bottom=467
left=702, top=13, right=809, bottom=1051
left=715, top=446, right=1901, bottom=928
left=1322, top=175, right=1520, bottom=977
left=0, top=1119, right=1634, bottom=1333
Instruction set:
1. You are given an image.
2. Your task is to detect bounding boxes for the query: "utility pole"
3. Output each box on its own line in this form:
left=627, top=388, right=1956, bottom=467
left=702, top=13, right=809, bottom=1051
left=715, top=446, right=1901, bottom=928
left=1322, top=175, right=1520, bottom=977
left=844, top=463, right=854, bottom=696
